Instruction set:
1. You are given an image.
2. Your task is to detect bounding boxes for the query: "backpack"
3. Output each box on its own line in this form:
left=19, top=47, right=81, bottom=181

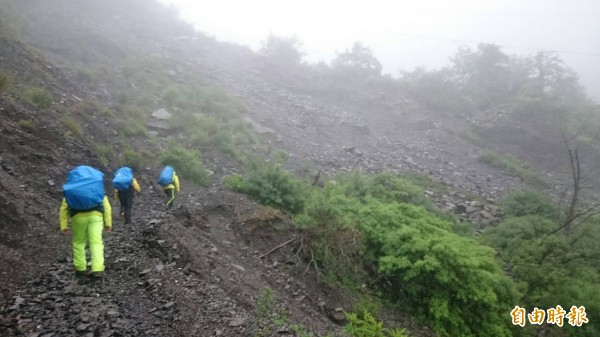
left=63, top=165, right=105, bottom=212
left=158, top=165, right=174, bottom=186
left=112, top=167, right=134, bottom=191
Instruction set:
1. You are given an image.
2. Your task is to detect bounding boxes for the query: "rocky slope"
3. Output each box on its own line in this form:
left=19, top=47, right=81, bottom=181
left=0, top=0, right=588, bottom=336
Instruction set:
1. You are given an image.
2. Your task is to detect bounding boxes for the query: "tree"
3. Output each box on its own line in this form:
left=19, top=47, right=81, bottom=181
left=259, top=33, right=304, bottom=68
left=332, top=42, right=382, bottom=77
left=450, top=43, right=512, bottom=109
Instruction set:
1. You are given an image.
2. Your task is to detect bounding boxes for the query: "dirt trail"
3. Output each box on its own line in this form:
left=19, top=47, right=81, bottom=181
left=2, top=165, right=385, bottom=336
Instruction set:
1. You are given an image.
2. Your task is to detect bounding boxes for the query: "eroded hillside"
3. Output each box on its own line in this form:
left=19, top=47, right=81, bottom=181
left=1, top=1, right=599, bottom=337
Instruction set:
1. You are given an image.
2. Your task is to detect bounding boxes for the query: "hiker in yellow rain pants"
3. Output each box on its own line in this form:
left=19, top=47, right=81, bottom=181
left=162, top=171, right=180, bottom=209
left=59, top=196, right=112, bottom=278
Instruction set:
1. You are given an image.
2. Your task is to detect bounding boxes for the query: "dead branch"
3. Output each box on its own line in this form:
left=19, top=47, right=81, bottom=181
left=258, top=238, right=297, bottom=259
left=561, top=130, right=581, bottom=234
left=312, top=169, right=321, bottom=186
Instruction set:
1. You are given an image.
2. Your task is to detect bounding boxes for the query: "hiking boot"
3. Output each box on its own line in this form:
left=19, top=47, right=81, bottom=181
left=74, top=270, right=87, bottom=278
left=91, top=272, right=104, bottom=279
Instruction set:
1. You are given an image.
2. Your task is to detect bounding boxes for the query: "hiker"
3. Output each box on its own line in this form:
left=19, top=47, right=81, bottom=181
left=112, top=166, right=141, bottom=225
left=59, top=165, right=112, bottom=279
left=158, top=165, right=180, bottom=209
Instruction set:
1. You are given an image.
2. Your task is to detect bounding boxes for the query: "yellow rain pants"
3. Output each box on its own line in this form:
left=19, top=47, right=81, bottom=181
left=72, top=212, right=105, bottom=272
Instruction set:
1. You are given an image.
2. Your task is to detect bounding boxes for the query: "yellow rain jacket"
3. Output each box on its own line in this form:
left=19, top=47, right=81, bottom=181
left=113, top=177, right=141, bottom=199
left=162, top=172, right=180, bottom=192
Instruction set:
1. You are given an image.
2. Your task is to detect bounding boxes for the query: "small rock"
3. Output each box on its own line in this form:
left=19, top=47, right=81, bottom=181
left=163, top=301, right=175, bottom=309
left=139, top=268, right=152, bottom=276
left=229, top=317, right=246, bottom=327
left=47, top=180, right=55, bottom=186
left=76, top=323, right=90, bottom=332
left=231, top=264, right=245, bottom=272
left=106, top=309, right=119, bottom=317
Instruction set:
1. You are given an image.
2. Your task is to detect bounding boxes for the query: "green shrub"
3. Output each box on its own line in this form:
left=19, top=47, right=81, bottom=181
left=61, top=114, right=82, bottom=136
left=296, top=172, right=518, bottom=337
left=0, top=72, right=8, bottom=90
left=459, top=129, right=482, bottom=146
left=345, top=311, right=408, bottom=337
left=161, top=145, right=210, bottom=186
left=352, top=297, right=382, bottom=320
left=361, top=200, right=518, bottom=337
left=223, top=174, right=245, bottom=191
left=96, top=144, right=112, bottom=167
left=483, top=215, right=600, bottom=336
left=502, top=189, right=562, bottom=220
left=27, top=87, right=52, bottom=109
left=118, top=116, right=147, bottom=137
left=18, top=119, right=36, bottom=132
left=120, top=148, right=144, bottom=169
left=399, top=171, right=447, bottom=192
left=74, top=68, right=99, bottom=87
left=232, top=155, right=308, bottom=214
left=479, top=152, right=541, bottom=185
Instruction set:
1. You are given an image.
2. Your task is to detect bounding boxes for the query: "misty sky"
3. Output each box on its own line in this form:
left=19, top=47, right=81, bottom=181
left=157, top=0, right=600, bottom=100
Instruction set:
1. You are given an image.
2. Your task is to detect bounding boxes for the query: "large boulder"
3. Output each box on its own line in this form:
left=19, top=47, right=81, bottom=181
left=151, top=108, right=172, bottom=120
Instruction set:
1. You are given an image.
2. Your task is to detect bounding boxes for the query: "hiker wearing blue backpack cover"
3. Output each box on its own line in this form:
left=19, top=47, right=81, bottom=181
left=112, top=167, right=141, bottom=225
left=158, top=165, right=180, bottom=209
left=59, top=166, right=112, bottom=279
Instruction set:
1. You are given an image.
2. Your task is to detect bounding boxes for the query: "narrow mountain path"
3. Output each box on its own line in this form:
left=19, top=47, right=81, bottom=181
left=1, top=172, right=358, bottom=337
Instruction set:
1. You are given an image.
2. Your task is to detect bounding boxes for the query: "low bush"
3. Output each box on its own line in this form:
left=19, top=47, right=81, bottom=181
left=120, top=148, right=144, bottom=169
left=483, top=215, right=600, bottom=336
left=345, top=310, right=408, bottom=337
left=502, top=189, right=562, bottom=220
left=479, top=152, right=541, bottom=185
left=0, top=71, right=8, bottom=91
left=95, top=144, right=112, bottom=167
left=161, top=144, right=210, bottom=186
left=27, top=87, right=52, bottom=109
left=399, top=171, right=447, bottom=192
left=18, top=119, right=36, bottom=132
left=61, top=114, right=82, bottom=137
left=296, top=172, right=518, bottom=337
left=227, top=155, right=308, bottom=214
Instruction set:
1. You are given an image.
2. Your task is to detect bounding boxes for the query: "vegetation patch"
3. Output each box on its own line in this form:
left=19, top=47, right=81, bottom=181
left=399, top=171, right=447, bottom=192
left=345, top=311, right=408, bottom=337
left=459, top=129, right=483, bottom=146
left=483, top=192, right=600, bottom=337
left=61, top=114, right=82, bottom=137
left=94, top=144, right=112, bottom=167
left=224, top=154, right=308, bottom=214
left=120, top=148, right=145, bottom=169
left=17, top=119, right=36, bottom=132
left=479, top=152, right=541, bottom=185
left=292, top=172, right=517, bottom=337
left=160, top=144, right=210, bottom=186
left=0, top=71, right=9, bottom=90
left=26, top=87, right=52, bottom=109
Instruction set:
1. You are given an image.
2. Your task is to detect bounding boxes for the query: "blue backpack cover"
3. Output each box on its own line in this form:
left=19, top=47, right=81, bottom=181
left=112, top=167, right=133, bottom=191
left=63, top=166, right=105, bottom=211
left=158, top=165, right=174, bottom=186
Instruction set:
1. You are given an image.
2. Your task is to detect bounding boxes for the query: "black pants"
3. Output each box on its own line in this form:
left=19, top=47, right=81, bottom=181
left=118, top=188, right=134, bottom=224
left=164, top=188, right=175, bottom=208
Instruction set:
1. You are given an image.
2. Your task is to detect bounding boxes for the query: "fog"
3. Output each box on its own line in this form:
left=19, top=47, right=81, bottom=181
left=157, top=0, right=600, bottom=101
